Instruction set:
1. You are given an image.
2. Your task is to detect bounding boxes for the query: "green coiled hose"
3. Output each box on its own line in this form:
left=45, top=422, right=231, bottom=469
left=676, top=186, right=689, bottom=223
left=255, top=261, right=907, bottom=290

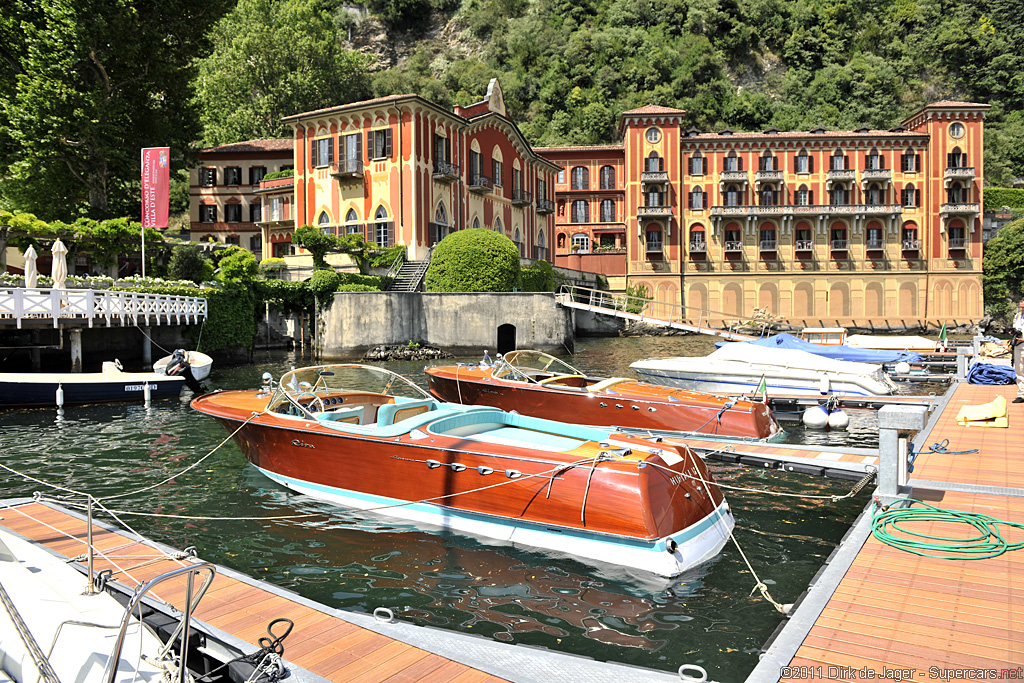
left=872, top=499, right=1024, bottom=560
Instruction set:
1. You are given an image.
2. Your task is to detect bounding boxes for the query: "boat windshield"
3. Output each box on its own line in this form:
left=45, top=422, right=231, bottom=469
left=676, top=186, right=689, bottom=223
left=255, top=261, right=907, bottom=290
left=270, top=364, right=430, bottom=416
left=493, top=350, right=583, bottom=384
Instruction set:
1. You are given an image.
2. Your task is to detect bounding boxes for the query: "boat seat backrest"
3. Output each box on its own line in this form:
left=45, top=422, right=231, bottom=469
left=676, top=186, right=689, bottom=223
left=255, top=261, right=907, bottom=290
left=376, top=399, right=435, bottom=427
left=317, top=405, right=365, bottom=424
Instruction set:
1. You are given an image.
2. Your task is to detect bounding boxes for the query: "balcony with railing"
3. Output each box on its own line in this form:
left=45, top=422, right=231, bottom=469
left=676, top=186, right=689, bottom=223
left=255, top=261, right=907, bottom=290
left=902, top=239, right=921, bottom=251
left=468, top=173, right=493, bottom=194
left=331, top=158, right=364, bottom=180
left=948, top=237, right=968, bottom=250
left=759, top=239, right=778, bottom=251
left=641, top=170, right=669, bottom=184
left=433, top=159, right=460, bottom=182
left=536, top=199, right=555, bottom=214
left=795, top=239, right=814, bottom=252
left=861, top=168, right=892, bottom=183
left=754, top=169, right=783, bottom=183
left=645, top=241, right=664, bottom=254
left=724, top=241, right=743, bottom=252
left=719, top=170, right=748, bottom=183
left=861, top=203, right=902, bottom=216
left=944, top=166, right=975, bottom=182
left=866, top=239, right=886, bottom=250
left=688, top=241, right=707, bottom=253
left=826, top=168, right=857, bottom=182
left=830, top=239, right=849, bottom=251
left=511, top=189, right=533, bottom=207
left=940, top=202, right=980, bottom=215
left=638, top=205, right=672, bottom=218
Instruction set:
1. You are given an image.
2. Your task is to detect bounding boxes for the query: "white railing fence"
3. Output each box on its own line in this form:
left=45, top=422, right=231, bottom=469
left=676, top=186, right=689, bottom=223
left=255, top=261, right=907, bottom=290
left=0, top=288, right=208, bottom=329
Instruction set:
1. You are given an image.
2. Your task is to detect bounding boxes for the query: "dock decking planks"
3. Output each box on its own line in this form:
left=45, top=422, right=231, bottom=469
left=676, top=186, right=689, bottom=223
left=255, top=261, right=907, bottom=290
left=0, top=500, right=509, bottom=683
left=778, top=383, right=1024, bottom=679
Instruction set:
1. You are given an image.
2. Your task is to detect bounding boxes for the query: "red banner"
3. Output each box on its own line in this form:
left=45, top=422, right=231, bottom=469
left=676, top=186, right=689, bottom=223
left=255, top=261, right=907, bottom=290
left=141, top=147, right=170, bottom=228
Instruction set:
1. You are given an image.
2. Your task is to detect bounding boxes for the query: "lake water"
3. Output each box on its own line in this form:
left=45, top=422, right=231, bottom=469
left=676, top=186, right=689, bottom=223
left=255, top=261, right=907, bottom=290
left=0, top=335, right=929, bottom=680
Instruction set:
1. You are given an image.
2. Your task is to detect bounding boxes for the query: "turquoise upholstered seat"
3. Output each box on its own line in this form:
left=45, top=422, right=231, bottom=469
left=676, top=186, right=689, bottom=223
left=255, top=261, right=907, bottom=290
left=375, top=398, right=437, bottom=427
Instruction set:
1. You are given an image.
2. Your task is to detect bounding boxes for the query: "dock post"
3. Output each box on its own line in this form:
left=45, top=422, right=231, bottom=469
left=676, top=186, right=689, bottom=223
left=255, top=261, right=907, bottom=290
left=141, top=325, right=152, bottom=366
left=973, top=333, right=982, bottom=358
left=876, top=405, right=929, bottom=504
left=956, top=347, right=969, bottom=378
left=69, top=328, right=83, bottom=373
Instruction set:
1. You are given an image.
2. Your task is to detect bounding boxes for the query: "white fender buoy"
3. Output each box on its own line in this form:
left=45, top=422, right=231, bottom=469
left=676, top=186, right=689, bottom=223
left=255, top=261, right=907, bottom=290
left=894, top=361, right=911, bottom=375
left=55, top=383, right=64, bottom=408
left=143, top=382, right=151, bottom=404
left=802, top=404, right=829, bottom=428
left=827, top=408, right=850, bottom=430
left=818, top=374, right=831, bottom=395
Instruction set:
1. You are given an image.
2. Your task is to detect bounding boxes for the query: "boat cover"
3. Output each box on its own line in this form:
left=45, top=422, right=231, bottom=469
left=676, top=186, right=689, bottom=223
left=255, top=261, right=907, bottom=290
left=715, top=334, right=921, bottom=364
left=966, top=362, right=1019, bottom=385
left=845, top=334, right=936, bottom=351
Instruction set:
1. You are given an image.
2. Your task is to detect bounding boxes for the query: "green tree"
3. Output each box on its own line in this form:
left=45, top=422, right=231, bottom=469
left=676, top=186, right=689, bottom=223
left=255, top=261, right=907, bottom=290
left=293, top=224, right=335, bottom=270
left=982, top=218, right=1024, bottom=319
left=168, top=245, right=214, bottom=283
left=0, top=0, right=231, bottom=219
left=195, top=0, right=373, bottom=145
left=425, top=229, right=521, bottom=292
left=215, top=245, right=259, bottom=283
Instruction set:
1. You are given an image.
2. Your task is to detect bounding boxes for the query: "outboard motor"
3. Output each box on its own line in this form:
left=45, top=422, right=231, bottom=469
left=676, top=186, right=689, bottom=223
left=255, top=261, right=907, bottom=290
left=164, top=349, right=208, bottom=394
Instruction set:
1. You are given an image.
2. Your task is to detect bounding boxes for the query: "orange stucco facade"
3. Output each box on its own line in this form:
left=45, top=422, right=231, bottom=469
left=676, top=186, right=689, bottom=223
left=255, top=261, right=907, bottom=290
left=539, top=101, right=988, bottom=328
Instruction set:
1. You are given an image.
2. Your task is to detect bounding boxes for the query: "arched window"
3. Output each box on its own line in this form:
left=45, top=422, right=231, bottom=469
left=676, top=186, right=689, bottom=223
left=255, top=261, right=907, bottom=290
left=571, top=200, right=589, bottom=223
left=724, top=151, right=741, bottom=172
left=725, top=184, right=741, bottom=207
left=948, top=146, right=966, bottom=168
left=759, top=150, right=776, bottom=171
left=688, top=186, right=704, bottom=210
left=689, top=151, right=705, bottom=176
left=760, top=185, right=777, bottom=206
left=600, top=199, right=615, bottom=222
left=830, top=184, right=849, bottom=206
left=472, top=217, right=480, bottom=230
left=536, top=229, right=547, bottom=261
left=901, top=183, right=919, bottom=207
left=947, top=181, right=968, bottom=204
left=795, top=149, right=812, bottom=174
left=689, top=228, right=706, bottom=251
left=318, top=211, right=331, bottom=235
left=901, top=147, right=920, bottom=172
left=866, top=183, right=883, bottom=205
left=646, top=152, right=662, bottom=172
left=759, top=224, right=777, bottom=250
left=830, top=224, right=848, bottom=249
left=571, top=166, right=589, bottom=190
left=796, top=184, right=812, bottom=206
left=434, top=204, right=447, bottom=225
left=830, top=149, right=846, bottom=170
left=865, top=149, right=882, bottom=170
left=345, top=208, right=361, bottom=236
left=571, top=233, right=590, bottom=253
left=513, top=228, right=523, bottom=256
left=646, top=186, right=663, bottom=208
left=494, top=217, right=503, bottom=233
left=599, top=165, right=615, bottom=189
left=374, top=206, right=390, bottom=246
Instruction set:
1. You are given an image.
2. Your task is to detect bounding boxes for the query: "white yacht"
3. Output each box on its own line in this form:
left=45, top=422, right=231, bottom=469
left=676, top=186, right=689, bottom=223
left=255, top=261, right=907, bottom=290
left=630, top=342, right=899, bottom=397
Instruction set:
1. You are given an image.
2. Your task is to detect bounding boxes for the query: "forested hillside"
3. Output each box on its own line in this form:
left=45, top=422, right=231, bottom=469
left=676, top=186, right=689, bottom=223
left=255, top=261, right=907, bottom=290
left=2, top=0, right=1023, bottom=220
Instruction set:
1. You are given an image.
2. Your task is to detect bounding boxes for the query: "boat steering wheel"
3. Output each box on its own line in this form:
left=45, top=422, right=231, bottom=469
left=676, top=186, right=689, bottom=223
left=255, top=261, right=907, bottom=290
left=536, top=373, right=586, bottom=386
left=296, top=391, right=325, bottom=413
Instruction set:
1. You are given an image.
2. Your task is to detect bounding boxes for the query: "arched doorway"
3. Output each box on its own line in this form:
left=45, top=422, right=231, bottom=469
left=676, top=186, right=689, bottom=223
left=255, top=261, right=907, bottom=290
left=497, top=324, right=516, bottom=355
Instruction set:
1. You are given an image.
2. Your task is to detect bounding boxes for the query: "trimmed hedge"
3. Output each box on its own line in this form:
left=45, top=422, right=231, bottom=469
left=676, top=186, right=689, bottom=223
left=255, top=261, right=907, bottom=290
left=984, top=187, right=1024, bottom=211
left=425, top=229, right=521, bottom=292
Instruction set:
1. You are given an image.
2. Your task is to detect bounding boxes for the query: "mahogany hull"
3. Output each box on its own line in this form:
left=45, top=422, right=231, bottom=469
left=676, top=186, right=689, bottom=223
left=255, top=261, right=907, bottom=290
left=192, top=390, right=734, bottom=576
left=424, top=367, right=778, bottom=439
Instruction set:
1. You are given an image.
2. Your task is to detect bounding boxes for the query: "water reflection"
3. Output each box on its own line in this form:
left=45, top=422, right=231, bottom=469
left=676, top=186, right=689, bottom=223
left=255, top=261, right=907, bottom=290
left=0, top=341, right=875, bottom=679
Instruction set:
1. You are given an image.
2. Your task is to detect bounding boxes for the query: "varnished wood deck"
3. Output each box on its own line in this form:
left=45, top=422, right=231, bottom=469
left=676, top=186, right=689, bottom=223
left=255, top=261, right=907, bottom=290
left=764, top=383, right=1024, bottom=680
left=0, top=500, right=509, bottom=682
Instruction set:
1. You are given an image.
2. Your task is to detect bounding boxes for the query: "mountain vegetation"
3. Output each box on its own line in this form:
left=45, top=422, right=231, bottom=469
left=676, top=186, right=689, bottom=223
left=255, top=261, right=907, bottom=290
left=2, top=0, right=1023, bottom=218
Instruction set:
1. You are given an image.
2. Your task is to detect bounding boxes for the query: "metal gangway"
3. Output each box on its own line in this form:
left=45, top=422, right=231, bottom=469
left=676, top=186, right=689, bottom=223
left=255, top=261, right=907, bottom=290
left=556, top=284, right=779, bottom=341
left=0, top=287, right=208, bottom=329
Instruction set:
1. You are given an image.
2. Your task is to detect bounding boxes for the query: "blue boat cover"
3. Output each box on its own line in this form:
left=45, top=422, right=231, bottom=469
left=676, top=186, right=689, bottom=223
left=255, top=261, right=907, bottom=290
left=715, top=333, right=922, bottom=364
left=967, top=363, right=1019, bottom=385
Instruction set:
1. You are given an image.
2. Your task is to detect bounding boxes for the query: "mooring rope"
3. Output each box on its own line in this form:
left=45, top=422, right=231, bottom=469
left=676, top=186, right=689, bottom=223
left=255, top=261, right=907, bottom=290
left=135, top=324, right=174, bottom=357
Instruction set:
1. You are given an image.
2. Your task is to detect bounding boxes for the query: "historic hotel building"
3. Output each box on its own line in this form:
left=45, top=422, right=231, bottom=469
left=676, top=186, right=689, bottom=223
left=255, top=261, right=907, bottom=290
left=539, top=101, right=988, bottom=327
left=274, top=80, right=559, bottom=262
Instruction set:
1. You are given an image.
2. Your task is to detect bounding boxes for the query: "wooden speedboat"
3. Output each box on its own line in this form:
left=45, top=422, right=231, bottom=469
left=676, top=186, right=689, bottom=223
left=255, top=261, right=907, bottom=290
left=192, top=364, right=734, bottom=577
left=0, top=361, right=184, bottom=407
left=424, top=350, right=780, bottom=439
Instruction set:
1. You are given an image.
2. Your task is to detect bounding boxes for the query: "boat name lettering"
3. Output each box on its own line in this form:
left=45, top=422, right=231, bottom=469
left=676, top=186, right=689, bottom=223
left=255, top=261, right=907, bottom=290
left=669, top=474, right=684, bottom=486
left=292, top=440, right=315, bottom=449
left=124, top=385, right=145, bottom=391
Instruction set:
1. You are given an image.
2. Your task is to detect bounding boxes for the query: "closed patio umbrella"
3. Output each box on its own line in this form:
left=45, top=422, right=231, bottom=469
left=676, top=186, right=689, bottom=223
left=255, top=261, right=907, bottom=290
left=50, top=239, right=68, bottom=289
left=23, top=245, right=38, bottom=288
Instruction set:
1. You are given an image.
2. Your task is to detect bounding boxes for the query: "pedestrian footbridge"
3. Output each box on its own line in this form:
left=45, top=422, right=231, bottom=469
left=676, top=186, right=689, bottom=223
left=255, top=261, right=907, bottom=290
left=0, top=287, right=207, bottom=329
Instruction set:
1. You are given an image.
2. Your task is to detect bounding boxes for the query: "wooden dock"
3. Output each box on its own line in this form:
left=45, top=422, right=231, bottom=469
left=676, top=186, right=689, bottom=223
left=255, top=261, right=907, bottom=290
left=0, top=499, right=677, bottom=683
left=750, top=382, right=1024, bottom=680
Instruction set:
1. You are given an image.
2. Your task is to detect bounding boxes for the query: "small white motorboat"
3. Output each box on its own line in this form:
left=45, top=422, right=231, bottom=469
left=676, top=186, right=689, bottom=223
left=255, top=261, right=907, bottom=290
left=0, top=361, right=185, bottom=407
left=630, top=342, right=899, bottom=397
left=845, top=335, right=939, bottom=353
left=153, top=349, right=213, bottom=381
